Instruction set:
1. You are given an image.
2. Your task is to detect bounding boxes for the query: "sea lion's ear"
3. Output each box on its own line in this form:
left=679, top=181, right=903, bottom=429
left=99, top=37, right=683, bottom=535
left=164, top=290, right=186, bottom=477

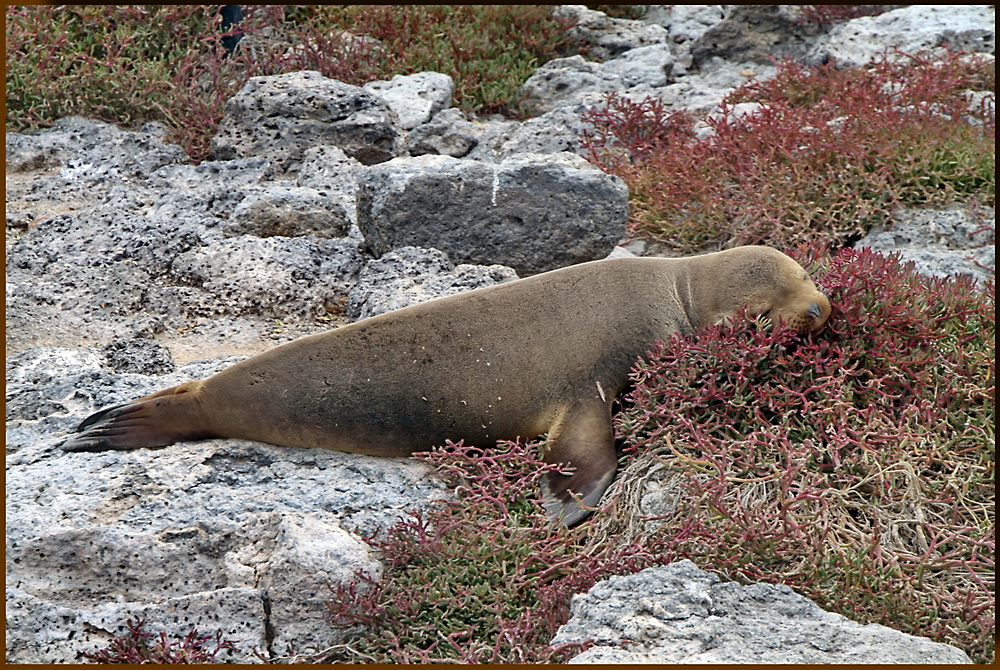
left=538, top=398, right=618, bottom=526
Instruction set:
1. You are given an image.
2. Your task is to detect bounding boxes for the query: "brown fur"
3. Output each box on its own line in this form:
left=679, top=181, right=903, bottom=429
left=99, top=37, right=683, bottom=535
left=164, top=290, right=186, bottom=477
left=63, top=246, right=831, bottom=524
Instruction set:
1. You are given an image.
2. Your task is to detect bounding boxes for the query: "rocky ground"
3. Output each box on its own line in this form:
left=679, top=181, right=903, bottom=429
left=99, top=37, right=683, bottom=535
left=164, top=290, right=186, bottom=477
left=6, top=5, right=993, bottom=663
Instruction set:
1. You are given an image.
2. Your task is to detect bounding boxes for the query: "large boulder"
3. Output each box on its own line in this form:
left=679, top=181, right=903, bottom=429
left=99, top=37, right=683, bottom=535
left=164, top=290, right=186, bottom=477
left=356, top=153, right=629, bottom=275
left=211, top=71, right=405, bottom=172
left=552, top=561, right=973, bottom=664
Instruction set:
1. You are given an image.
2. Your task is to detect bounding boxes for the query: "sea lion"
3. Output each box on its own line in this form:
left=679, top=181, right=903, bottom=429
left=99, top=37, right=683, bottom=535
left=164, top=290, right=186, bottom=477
left=62, top=246, right=831, bottom=525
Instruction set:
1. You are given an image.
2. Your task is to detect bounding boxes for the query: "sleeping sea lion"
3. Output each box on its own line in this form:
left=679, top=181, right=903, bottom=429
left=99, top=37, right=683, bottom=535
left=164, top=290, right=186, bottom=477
left=62, top=245, right=831, bottom=525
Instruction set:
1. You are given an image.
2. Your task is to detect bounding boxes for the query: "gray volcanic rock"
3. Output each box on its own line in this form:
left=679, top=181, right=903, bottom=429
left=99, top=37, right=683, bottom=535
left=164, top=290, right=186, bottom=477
left=654, top=59, right=776, bottom=113
left=169, top=235, right=366, bottom=320
left=553, top=561, right=973, bottom=664
left=6, top=586, right=266, bottom=665
left=5, top=120, right=374, bottom=358
left=356, top=152, right=628, bottom=275
left=519, top=55, right=624, bottom=116
left=5, top=349, right=450, bottom=663
left=491, top=99, right=605, bottom=159
left=6, top=116, right=186, bottom=178
left=294, top=144, right=367, bottom=226
left=5, top=117, right=187, bottom=237
left=223, top=186, right=351, bottom=238
left=145, top=158, right=275, bottom=228
left=519, top=46, right=674, bottom=117
left=407, top=108, right=481, bottom=158
left=808, top=5, right=996, bottom=68
left=363, top=71, right=455, bottom=130
left=856, top=205, right=995, bottom=282
left=690, top=5, right=824, bottom=69
left=344, top=247, right=518, bottom=321
left=642, top=5, right=726, bottom=52
left=554, top=5, right=669, bottom=61
left=211, top=70, right=405, bottom=171
left=100, top=338, right=176, bottom=376
left=602, top=43, right=676, bottom=88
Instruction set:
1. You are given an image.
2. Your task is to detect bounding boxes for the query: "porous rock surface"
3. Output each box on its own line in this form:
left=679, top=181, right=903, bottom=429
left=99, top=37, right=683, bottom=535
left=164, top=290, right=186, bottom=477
left=688, top=5, right=824, bottom=68
left=808, top=4, right=997, bottom=68
left=344, top=246, right=518, bottom=321
left=406, top=107, right=482, bottom=158
left=210, top=70, right=405, bottom=171
left=223, top=185, right=351, bottom=239
left=856, top=206, right=995, bottom=282
left=363, top=71, right=455, bottom=130
left=555, top=5, right=670, bottom=62
left=4, top=119, right=523, bottom=663
left=6, top=4, right=994, bottom=664
left=552, top=561, right=972, bottom=664
left=6, top=344, right=448, bottom=662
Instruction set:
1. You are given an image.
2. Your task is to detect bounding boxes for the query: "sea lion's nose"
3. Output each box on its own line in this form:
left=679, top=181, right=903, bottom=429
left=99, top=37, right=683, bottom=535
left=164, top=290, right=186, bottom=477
left=806, top=302, right=822, bottom=319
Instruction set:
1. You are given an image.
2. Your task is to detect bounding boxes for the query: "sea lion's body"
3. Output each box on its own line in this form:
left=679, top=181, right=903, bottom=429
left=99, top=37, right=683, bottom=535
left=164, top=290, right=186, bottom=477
left=63, top=247, right=831, bottom=524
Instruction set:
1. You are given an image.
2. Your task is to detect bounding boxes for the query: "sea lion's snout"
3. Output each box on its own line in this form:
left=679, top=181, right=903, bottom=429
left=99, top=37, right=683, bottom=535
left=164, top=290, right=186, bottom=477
left=771, top=288, right=831, bottom=334
left=805, top=293, right=832, bottom=333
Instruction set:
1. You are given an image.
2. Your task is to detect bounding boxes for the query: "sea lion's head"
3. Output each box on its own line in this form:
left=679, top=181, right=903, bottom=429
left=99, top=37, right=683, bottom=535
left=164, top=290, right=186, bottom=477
left=693, top=246, right=831, bottom=334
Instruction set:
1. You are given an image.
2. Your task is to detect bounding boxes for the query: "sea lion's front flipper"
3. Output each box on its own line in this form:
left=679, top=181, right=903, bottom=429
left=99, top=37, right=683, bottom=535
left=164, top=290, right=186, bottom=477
left=540, top=396, right=618, bottom=526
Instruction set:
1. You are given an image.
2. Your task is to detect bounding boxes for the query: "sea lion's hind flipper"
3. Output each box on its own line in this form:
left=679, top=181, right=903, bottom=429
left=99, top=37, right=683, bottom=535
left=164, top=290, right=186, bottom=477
left=62, top=385, right=209, bottom=452
left=539, top=397, right=618, bottom=526
left=62, top=401, right=168, bottom=452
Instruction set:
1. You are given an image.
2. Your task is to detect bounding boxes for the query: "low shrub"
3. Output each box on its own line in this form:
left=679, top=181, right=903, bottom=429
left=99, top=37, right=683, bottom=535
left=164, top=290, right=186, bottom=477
left=82, top=618, right=238, bottom=664
left=583, top=50, right=996, bottom=253
left=325, top=246, right=994, bottom=664
left=7, top=5, right=298, bottom=160
left=323, top=440, right=658, bottom=663
left=5, top=5, right=220, bottom=130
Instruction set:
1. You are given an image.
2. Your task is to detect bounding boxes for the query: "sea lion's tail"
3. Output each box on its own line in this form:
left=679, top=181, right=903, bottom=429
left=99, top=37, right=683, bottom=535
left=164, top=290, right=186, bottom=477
left=61, top=382, right=211, bottom=452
